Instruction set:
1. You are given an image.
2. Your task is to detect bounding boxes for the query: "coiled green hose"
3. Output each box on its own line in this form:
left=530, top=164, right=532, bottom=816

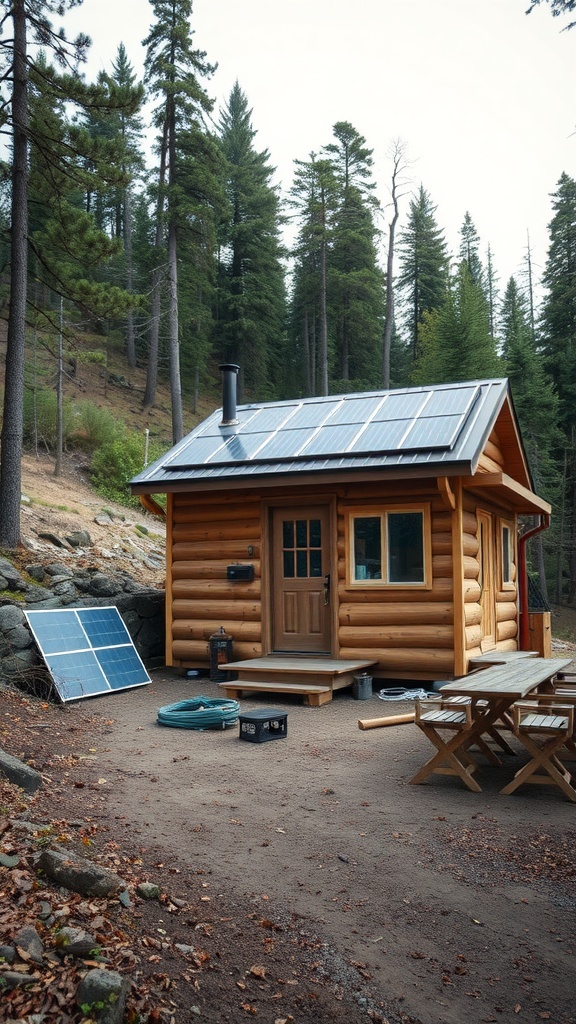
left=157, top=696, right=240, bottom=730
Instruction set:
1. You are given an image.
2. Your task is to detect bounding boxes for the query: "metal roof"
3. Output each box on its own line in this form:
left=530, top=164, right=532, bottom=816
left=131, top=378, right=516, bottom=492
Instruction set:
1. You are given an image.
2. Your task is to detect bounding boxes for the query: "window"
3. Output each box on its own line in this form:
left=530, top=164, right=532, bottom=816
left=500, top=521, right=515, bottom=588
left=348, top=506, right=431, bottom=588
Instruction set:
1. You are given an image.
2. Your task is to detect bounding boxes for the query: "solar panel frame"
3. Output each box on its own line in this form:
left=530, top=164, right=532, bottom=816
left=25, top=606, right=151, bottom=703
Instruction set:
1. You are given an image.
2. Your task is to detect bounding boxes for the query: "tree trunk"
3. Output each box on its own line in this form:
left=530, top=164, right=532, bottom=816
left=319, top=238, right=329, bottom=396
left=123, top=187, right=136, bottom=368
left=0, top=0, right=28, bottom=549
left=167, top=219, right=183, bottom=443
left=54, top=297, right=63, bottom=477
left=382, top=142, right=406, bottom=389
left=143, top=122, right=168, bottom=409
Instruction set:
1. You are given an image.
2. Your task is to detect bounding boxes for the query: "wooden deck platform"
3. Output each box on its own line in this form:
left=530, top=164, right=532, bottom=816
left=218, top=656, right=377, bottom=707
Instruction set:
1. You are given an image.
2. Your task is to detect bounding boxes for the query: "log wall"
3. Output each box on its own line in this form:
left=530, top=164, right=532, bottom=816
left=168, top=492, right=263, bottom=666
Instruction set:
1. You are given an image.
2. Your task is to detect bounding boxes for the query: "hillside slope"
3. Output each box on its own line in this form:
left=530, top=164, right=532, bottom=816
left=16, top=452, right=166, bottom=587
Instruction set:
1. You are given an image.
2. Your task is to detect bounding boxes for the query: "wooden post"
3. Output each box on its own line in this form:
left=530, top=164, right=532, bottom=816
left=358, top=712, right=415, bottom=730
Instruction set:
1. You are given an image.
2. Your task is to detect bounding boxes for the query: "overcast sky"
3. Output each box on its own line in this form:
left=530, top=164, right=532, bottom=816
left=68, top=0, right=574, bottom=304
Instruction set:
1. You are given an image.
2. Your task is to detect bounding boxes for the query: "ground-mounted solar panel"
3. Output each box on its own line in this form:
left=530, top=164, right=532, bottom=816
left=25, top=606, right=151, bottom=703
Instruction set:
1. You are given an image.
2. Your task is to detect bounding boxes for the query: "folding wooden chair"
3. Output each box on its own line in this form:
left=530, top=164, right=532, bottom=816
left=500, top=699, right=576, bottom=802
left=440, top=694, right=510, bottom=761
left=410, top=698, right=482, bottom=792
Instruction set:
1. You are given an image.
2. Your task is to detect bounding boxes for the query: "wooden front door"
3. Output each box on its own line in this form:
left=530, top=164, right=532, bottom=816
left=477, top=510, right=496, bottom=651
left=271, top=506, right=332, bottom=653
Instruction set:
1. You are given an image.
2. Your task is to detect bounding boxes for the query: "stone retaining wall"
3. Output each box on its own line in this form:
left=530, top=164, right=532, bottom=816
left=0, top=556, right=165, bottom=687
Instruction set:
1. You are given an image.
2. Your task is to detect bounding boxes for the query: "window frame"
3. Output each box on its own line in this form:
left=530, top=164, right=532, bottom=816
left=346, top=504, right=432, bottom=589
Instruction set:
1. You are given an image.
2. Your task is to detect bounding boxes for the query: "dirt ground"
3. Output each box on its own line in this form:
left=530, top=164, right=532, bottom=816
left=3, top=669, right=575, bottom=1024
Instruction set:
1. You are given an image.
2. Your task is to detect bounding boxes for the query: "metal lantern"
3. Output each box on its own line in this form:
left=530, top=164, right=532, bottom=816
left=208, top=626, right=233, bottom=682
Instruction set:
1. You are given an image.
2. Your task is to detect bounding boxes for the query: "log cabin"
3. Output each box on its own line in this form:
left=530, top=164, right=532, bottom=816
left=130, top=366, right=552, bottom=704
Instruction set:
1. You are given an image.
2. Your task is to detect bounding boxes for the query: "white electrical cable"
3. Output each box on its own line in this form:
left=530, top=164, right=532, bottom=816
left=377, top=687, right=430, bottom=702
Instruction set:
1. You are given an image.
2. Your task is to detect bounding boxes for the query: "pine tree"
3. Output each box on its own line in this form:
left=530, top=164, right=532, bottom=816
left=142, top=0, right=216, bottom=441
left=539, top=172, right=576, bottom=600
left=500, top=276, right=560, bottom=603
left=459, top=212, right=485, bottom=287
left=289, top=155, right=338, bottom=396
left=397, top=184, right=449, bottom=361
left=0, top=0, right=139, bottom=548
left=413, top=262, right=501, bottom=385
left=215, top=82, right=286, bottom=400
left=323, top=122, right=383, bottom=390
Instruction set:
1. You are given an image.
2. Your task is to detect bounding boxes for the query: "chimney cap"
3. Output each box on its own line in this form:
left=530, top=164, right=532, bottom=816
left=219, top=362, right=240, bottom=373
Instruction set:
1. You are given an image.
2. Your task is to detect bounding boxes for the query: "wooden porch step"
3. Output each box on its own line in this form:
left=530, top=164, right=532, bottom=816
left=219, top=680, right=333, bottom=707
left=222, top=656, right=376, bottom=690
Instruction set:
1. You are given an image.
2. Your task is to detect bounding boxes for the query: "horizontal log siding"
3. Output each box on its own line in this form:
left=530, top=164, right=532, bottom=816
left=169, top=493, right=262, bottom=666
left=336, top=495, right=458, bottom=679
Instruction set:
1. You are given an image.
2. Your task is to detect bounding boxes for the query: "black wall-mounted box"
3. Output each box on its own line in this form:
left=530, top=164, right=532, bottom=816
left=227, top=564, right=255, bottom=582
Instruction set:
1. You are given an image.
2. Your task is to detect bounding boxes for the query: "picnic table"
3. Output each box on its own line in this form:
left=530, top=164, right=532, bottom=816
left=410, top=657, right=574, bottom=794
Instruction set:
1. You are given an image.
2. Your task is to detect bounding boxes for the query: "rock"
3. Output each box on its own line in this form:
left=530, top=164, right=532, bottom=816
left=0, top=944, right=16, bottom=963
left=0, top=749, right=43, bottom=793
left=38, top=849, right=124, bottom=897
left=24, top=563, right=47, bottom=581
left=0, top=557, right=25, bottom=589
left=36, top=900, right=53, bottom=922
left=37, top=532, right=70, bottom=549
left=0, top=853, right=20, bottom=867
left=14, top=925, right=44, bottom=964
left=0, top=605, right=25, bottom=630
left=0, top=969, right=40, bottom=989
left=44, top=563, right=71, bottom=577
left=76, top=968, right=128, bottom=1024
left=65, top=530, right=92, bottom=548
left=54, top=926, right=98, bottom=957
left=136, top=881, right=160, bottom=900
left=6, top=625, right=35, bottom=650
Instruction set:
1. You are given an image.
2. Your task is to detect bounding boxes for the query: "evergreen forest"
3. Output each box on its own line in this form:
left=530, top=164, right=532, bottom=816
left=0, top=0, right=575, bottom=608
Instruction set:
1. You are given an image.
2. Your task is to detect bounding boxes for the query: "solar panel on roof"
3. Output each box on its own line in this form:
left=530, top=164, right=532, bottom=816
left=372, top=391, right=431, bottom=421
left=327, top=396, right=383, bottom=424
left=401, top=413, right=467, bottom=450
left=25, top=607, right=150, bottom=703
left=423, top=384, right=479, bottom=416
left=299, top=423, right=364, bottom=456
left=155, top=381, right=489, bottom=471
left=350, top=419, right=414, bottom=453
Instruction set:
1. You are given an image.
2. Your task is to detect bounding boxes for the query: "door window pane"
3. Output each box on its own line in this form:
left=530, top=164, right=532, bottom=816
left=310, top=549, right=322, bottom=577
left=283, top=551, right=294, bottom=577
left=388, top=512, right=424, bottom=583
left=282, top=520, right=294, bottom=548
left=296, top=550, right=308, bottom=577
left=296, top=520, right=307, bottom=548
left=309, top=519, right=321, bottom=547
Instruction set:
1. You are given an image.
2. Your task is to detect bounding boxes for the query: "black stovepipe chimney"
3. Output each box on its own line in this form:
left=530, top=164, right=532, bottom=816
left=219, top=363, right=240, bottom=426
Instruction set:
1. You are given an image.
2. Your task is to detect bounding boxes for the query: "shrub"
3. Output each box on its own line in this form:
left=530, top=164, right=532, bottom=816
left=90, top=430, right=167, bottom=507
left=73, top=401, right=121, bottom=452
left=23, top=388, right=75, bottom=451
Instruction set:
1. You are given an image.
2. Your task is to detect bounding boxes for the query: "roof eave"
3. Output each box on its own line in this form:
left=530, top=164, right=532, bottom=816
left=130, top=459, right=477, bottom=496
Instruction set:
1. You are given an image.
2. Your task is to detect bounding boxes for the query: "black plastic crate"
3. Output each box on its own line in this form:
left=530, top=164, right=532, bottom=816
left=239, top=709, right=288, bottom=743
